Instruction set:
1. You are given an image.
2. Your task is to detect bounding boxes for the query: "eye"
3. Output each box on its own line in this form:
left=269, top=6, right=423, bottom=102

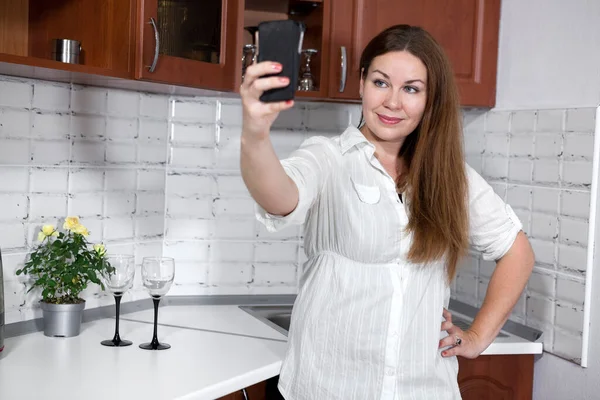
left=373, top=79, right=388, bottom=88
left=403, top=86, right=419, bottom=94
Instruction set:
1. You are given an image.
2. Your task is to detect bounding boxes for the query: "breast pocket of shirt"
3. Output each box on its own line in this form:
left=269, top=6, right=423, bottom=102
left=351, top=178, right=381, bottom=204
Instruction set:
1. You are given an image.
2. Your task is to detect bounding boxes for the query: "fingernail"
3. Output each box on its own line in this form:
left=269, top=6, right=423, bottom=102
left=442, top=351, right=447, bottom=356
left=279, top=77, right=289, bottom=83
left=273, top=63, right=282, bottom=70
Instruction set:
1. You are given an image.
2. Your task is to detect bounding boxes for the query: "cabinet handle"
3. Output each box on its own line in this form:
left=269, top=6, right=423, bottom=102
left=339, top=46, right=348, bottom=93
left=241, top=388, right=249, bottom=400
left=147, top=17, right=160, bottom=73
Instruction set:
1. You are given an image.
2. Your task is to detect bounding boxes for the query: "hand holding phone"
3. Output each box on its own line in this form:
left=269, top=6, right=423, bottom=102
left=256, top=20, right=306, bottom=103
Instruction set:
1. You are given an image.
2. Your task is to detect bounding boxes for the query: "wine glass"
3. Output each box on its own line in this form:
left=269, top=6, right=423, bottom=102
left=241, top=44, right=256, bottom=81
left=298, top=49, right=318, bottom=91
left=100, top=255, right=135, bottom=347
left=139, top=257, right=175, bottom=350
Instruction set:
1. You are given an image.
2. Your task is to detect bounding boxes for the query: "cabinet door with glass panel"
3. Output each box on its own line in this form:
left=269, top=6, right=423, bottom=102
left=137, top=0, right=244, bottom=90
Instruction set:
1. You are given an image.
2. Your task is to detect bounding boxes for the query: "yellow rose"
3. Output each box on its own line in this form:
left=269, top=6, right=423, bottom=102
left=41, top=224, right=55, bottom=236
left=93, top=244, right=106, bottom=255
left=63, top=216, right=80, bottom=231
left=72, top=224, right=89, bottom=236
left=37, top=231, right=46, bottom=242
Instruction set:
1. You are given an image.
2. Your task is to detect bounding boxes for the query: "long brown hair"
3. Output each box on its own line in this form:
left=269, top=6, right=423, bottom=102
left=359, top=25, right=468, bottom=282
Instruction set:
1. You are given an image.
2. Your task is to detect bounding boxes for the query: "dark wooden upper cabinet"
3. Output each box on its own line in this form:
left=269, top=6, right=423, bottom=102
left=328, top=0, right=501, bottom=107
left=136, top=0, right=244, bottom=91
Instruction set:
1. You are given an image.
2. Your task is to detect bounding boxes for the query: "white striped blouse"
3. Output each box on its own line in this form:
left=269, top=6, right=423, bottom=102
left=256, top=125, right=522, bottom=400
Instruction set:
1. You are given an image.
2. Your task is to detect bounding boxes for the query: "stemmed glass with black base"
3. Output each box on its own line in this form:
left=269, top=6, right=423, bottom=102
left=139, top=257, right=175, bottom=350
left=100, top=255, right=135, bottom=347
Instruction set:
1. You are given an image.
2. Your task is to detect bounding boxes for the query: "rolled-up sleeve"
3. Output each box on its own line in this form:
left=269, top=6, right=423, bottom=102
left=467, top=164, right=523, bottom=261
left=255, top=136, right=335, bottom=232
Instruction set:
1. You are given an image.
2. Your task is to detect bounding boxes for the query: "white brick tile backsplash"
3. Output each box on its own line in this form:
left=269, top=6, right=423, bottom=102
left=536, top=110, right=564, bottom=132
left=164, top=241, right=209, bottom=261
left=529, top=238, right=556, bottom=265
left=527, top=270, right=555, bottom=297
left=78, top=217, right=102, bottom=243
left=171, top=261, right=208, bottom=284
left=484, top=134, right=509, bottom=156
left=30, top=168, right=68, bottom=193
left=0, top=222, right=27, bottom=249
left=140, top=94, right=169, bottom=119
left=465, top=155, right=482, bottom=174
left=272, top=106, right=305, bottom=129
left=167, top=173, right=214, bottom=196
left=210, top=242, right=254, bottom=262
left=558, top=244, right=587, bottom=273
left=556, top=277, right=586, bottom=305
left=140, top=119, right=168, bottom=142
left=103, top=217, right=135, bottom=241
left=455, top=273, right=478, bottom=300
left=106, top=143, right=137, bottom=163
left=136, top=215, right=165, bottom=238
left=167, top=197, right=213, bottom=219
left=565, top=108, right=596, bottom=132
left=485, top=111, right=510, bottom=133
left=256, top=223, right=299, bottom=240
left=563, top=134, right=594, bottom=159
left=0, top=194, right=28, bottom=221
left=71, top=87, right=106, bottom=114
left=33, top=83, right=70, bottom=111
left=509, top=135, right=534, bottom=157
left=138, top=169, right=165, bottom=191
left=208, top=263, right=251, bottom=285
left=534, top=135, right=562, bottom=158
left=527, top=295, right=555, bottom=324
left=165, top=218, right=213, bottom=240
left=271, top=130, right=307, bottom=152
left=254, top=263, right=297, bottom=285
left=107, top=91, right=139, bottom=117
left=214, top=197, right=255, bottom=217
left=531, top=213, right=558, bottom=240
left=479, top=259, right=495, bottom=278
left=105, top=193, right=136, bottom=216
left=69, top=169, right=104, bottom=192
left=216, top=147, right=241, bottom=171
left=0, top=139, right=30, bottom=164
left=137, top=192, right=165, bottom=214
left=71, top=141, right=105, bottom=164
left=0, top=167, right=29, bottom=192
left=463, top=133, right=483, bottom=155
left=106, top=117, right=137, bottom=140
left=215, top=218, right=255, bottom=239
left=217, top=175, right=250, bottom=196
left=171, top=100, right=217, bottom=123
left=482, top=156, right=508, bottom=179
left=0, top=108, right=30, bottom=138
left=511, top=110, right=536, bottom=133
left=533, top=159, right=560, bottom=183
left=255, top=242, right=298, bottom=263
left=513, top=209, right=531, bottom=235
left=561, top=190, right=590, bottom=218
left=560, top=218, right=588, bottom=246
left=29, top=194, right=67, bottom=220
left=532, top=187, right=559, bottom=214
left=31, top=111, right=69, bottom=139
left=463, top=110, right=485, bottom=134
left=220, top=102, right=243, bottom=126
left=508, top=159, right=533, bottom=182
left=31, top=140, right=69, bottom=165
left=71, top=114, right=105, bottom=139
left=562, top=161, right=593, bottom=186
left=0, top=80, right=32, bottom=108
left=555, top=302, right=584, bottom=332
left=507, top=185, right=531, bottom=210
left=170, top=146, right=215, bottom=168
left=306, top=105, right=349, bottom=132
left=137, top=143, right=166, bottom=165
left=458, top=254, right=479, bottom=275
left=105, top=169, right=136, bottom=191
left=68, top=193, right=103, bottom=217
left=553, top=330, right=582, bottom=362
left=170, top=123, right=215, bottom=146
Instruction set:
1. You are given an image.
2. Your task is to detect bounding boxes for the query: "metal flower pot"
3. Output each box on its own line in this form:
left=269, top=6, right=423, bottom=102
left=40, top=301, right=85, bottom=337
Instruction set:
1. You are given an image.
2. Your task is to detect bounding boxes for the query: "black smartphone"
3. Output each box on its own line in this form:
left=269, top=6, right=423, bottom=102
left=256, top=20, right=306, bottom=103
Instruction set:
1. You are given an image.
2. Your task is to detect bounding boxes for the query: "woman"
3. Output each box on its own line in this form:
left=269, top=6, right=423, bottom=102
left=240, top=25, right=535, bottom=400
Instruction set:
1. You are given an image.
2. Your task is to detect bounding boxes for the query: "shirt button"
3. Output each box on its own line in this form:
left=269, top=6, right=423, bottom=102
left=386, top=368, right=395, bottom=376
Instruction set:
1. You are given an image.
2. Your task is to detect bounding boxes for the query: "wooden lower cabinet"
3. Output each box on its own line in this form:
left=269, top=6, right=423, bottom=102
left=458, top=354, right=535, bottom=400
left=219, top=355, right=534, bottom=400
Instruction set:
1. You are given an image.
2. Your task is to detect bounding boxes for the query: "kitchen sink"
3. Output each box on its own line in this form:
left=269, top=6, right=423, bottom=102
left=239, top=305, right=507, bottom=338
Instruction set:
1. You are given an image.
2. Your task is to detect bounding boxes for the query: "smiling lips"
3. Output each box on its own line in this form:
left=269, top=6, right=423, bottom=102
left=377, top=113, right=403, bottom=125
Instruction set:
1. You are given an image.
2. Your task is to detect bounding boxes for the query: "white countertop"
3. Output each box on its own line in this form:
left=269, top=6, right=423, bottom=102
left=0, top=304, right=542, bottom=400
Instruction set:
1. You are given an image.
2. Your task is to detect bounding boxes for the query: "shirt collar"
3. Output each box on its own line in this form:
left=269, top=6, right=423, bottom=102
left=340, top=125, right=374, bottom=154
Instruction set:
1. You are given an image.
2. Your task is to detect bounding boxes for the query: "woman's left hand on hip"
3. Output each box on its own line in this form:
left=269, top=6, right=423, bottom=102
left=439, top=308, right=486, bottom=359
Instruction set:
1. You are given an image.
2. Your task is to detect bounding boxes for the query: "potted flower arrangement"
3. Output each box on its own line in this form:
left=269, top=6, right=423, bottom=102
left=16, top=216, right=110, bottom=337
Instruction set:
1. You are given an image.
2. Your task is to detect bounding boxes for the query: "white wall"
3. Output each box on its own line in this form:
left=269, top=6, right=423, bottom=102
left=495, top=0, right=600, bottom=110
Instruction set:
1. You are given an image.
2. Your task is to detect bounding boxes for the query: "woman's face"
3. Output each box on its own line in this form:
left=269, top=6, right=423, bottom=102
left=359, top=50, right=427, bottom=146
